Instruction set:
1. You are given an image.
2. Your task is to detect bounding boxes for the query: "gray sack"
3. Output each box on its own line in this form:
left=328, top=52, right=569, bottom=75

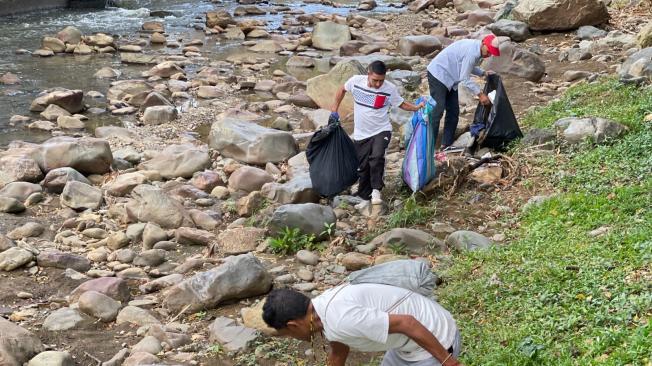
left=347, top=259, right=437, bottom=298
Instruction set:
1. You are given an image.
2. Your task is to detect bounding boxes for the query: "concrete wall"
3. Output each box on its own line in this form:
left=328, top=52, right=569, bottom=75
left=0, top=0, right=106, bottom=16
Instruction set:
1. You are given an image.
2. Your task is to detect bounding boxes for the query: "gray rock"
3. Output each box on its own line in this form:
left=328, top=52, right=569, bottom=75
left=563, top=70, right=592, bottom=82
left=126, top=185, right=193, bottom=229
left=445, top=230, right=493, bottom=251
left=163, top=253, right=272, bottom=312
left=122, top=352, right=159, bottom=366
left=34, top=137, right=113, bottom=175
left=370, top=228, right=445, bottom=254
left=268, top=203, right=336, bottom=238
left=105, top=172, right=148, bottom=197
left=69, top=277, right=131, bottom=303
left=486, top=19, right=530, bottom=42
left=306, top=60, right=366, bottom=116
left=101, top=348, right=129, bottom=366
left=139, top=273, right=184, bottom=293
left=293, top=282, right=317, bottom=292
left=0, top=154, right=43, bottom=185
left=30, top=89, right=83, bottom=114
left=577, top=25, right=607, bottom=40
left=0, top=247, right=34, bottom=271
left=312, top=21, right=351, bottom=51
left=133, top=249, right=167, bottom=267
left=131, top=336, right=162, bottom=355
left=0, top=197, right=25, bottom=213
left=142, top=223, right=168, bottom=249
left=521, top=128, right=556, bottom=149
left=512, top=0, right=609, bottom=31
left=554, top=117, right=628, bottom=144
left=27, top=351, right=74, bottom=366
left=109, top=248, right=136, bottom=263
left=43, top=307, right=93, bottom=331
left=142, top=105, right=178, bottom=125
left=107, top=231, right=130, bottom=250
left=296, top=250, right=320, bottom=266
left=398, top=35, right=442, bottom=56
left=116, top=306, right=161, bottom=327
left=483, top=42, right=545, bottom=82
left=0, top=182, right=42, bottom=202
left=208, top=118, right=298, bottom=165
left=42, top=167, right=90, bottom=193
left=61, top=181, right=103, bottom=211
left=7, top=222, right=44, bottom=240
left=209, top=317, right=258, bottom=352
left=217, top=227, right=266, bottom=255
left=0, top=235, right=16, bottom=252
left=619, top=47, right=652, bottom=82
left=0, top=317, right=44, bottom=366
left=138, top=144, right=210, bottom=179
left=37, top=250, right=91, bottom=272
left=262, top=176, right=319, bottom=204
left=78, top=290, right=121, bottom=322
left=387, top=70, right=421, bottom=91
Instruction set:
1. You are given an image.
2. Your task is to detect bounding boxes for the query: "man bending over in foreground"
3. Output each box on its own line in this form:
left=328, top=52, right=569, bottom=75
left=263, top=285, right=463, bottom=366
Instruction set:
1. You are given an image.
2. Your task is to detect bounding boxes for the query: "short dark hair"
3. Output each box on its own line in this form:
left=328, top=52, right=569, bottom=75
left=368, top=60, right=387, bottom=75
left=262, top=289, right=311, bottom=329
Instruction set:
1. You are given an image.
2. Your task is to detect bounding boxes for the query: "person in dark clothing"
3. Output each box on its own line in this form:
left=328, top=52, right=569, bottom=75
left=427, top=34, right=506, bottom=150
left=331, top=61, right=423, bottom=204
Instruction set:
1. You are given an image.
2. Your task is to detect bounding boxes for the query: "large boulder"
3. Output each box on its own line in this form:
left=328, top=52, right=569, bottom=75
left=483, top=42, right=545, bottom=82
left=312, top=21, right=351, bottom=51
left=618, top=47, right=652, bottom=82
left=0, top=317, right=45, bottom=366
left=512, top=0, right=609, bottom=31
left=554, top=117, right=628, bottom=144
left=29, top=89, right=83, bottom=114
left=125, top=185, right=193, bottom=229
left=262, top=176, right=319, bottom=204
left=208, top=118, right=298, bottom=165
left=138, top=144, right=210, bottom=179
left=486, top=19, right=530, bottom=42
left=34, top=137, right=113, bottom=175
left=163, top=253, right=272, bottom=312
left=228, top=166, right=274, bottom=193
left=398, top=35, right=442, bottom=56
left=306, top=60, right=366, bottom=118
left=268, top=203, right=336, bottom=238
left=0, top=154, right=43, bottom=186
left=61, top=181, right=103, bottom=211
left=42, top=167, right=90, bottom=193
left=370, top=228, right=445, bottom=254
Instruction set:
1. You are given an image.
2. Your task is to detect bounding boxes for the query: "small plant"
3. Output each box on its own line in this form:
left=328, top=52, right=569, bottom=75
left=193, top=311, right=207, bottom=321
left=207, top=343, right=224, bottom=356
left=387, top=242, right=408, bottom=255
left=386, top=195, right=435, bottom=228
left=320, top=222, right=336, bottom=238
left=269, top=227, right=318, bottom=255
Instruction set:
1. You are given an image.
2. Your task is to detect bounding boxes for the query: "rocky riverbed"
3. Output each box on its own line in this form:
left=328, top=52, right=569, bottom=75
left=0, top=0, right=651, bottom=365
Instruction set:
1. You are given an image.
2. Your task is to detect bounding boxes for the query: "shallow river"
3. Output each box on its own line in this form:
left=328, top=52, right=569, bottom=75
left=0, top=0, right=400, bottom=147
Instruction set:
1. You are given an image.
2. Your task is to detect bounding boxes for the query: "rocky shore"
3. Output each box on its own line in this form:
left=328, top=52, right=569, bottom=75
left=0, top=0, right=650, bottom=365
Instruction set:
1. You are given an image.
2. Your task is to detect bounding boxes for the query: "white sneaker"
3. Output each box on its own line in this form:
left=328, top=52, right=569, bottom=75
left=371, top=189, right=383, bottom=205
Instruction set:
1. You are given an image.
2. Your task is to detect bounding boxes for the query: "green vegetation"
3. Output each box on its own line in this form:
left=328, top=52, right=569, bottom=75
left=207, top=343, right=224, bottom=357
left=386, top=195, right=436, bottom=229
left=438, top=79, right=652, bottom=365
left=269, top=227, right=322, bottom=255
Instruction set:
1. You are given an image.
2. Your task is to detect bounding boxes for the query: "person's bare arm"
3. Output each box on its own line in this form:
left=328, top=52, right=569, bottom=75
left=328, top=341, right=350, bottom=366
left=388, top=314, right=463, bottom=366
left=331, top=85, right=347, bottom=113
left=399, top=100, right=425, bottom=112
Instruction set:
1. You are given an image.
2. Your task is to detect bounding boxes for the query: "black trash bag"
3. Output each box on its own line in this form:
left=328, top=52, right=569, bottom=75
left=470, top=74, right=523, bottom=150
left=306, top=116, right=359, bottom=198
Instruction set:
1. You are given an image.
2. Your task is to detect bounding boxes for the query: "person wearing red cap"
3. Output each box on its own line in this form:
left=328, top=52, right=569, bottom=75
left=426, top=34, right=503, bottom=150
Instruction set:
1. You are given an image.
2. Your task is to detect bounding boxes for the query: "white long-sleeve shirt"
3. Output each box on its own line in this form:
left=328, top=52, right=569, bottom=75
left=426, top=39, right=485, bottom=95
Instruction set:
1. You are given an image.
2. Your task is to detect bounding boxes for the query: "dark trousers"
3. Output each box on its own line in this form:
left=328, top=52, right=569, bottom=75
left=354, top=131, right=391, bottom=200
left=428, top=72, right=460, bottom=147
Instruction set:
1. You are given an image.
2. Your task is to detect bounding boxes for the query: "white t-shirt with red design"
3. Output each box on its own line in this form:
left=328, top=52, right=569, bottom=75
left=344, top=75, right=404, bottom=141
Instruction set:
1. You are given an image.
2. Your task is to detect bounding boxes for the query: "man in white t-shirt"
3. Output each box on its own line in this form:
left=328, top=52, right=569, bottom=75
left=331, top=61, right=424, bottom=205
left=263, top=285, right=463, bottom=366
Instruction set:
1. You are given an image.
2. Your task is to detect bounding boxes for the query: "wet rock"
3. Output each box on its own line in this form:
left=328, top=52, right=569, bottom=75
left=33, top=49, right=54, bottom=57
left=269, top=203, right=336, bottom=238
left=116, top=306, right=160, bottom=327
left=225, top=27, right=246, bottom=40
left=133, top=249, right=167, bottom=267
left=306, top=59, right=365, bottom=117
left=576, top=25, right=607, bottom=40
left=61, top=181, right=103, bottom=211
left=312, top=21, right=351, bottom=51
left=30, top=89, right=83, bottom=114
left=0, top=182, right=42, bottom=202
left=176, top=227, right=215, bottom=246
left=0, top=154, right=43, bottom=185
left=357, top=0, right=377, bottom=10
left=105, top=172, right=147, bottom=197
left=69, top=277, right=131, bottom=303
left=483, top=42, right=545, bottom=82
left=73, top=43, right=92, bottom=55
left=247, top=29, right=269, bottom=38
left=249, top=40, right=283, bottom=53
left=296, top=249, right=320, bottom=265
left=398, top=35, right=442, bottom=56
left=554, top=117, right=628, bottom=144
left=209, top=317, right=258, bottom=352
left=342, top=252, right=372, bottom=271
left=262, top=176, right=319, bottom=204
left=0, top=197, right=24, bottom=213
left=122, top=352, right=159, bottom=366
left=7, top=222, right=44, bottom=239
left=0, top=247, right=34, bottom=271
left=56, top=26, right=82, bottom=45
left=209, top=118, right=298, bottom=165
left=619, top=47, right=652, bottom=82
left=42, top=37, right=66, bottom=52
left=163, top=253, right=272, bottom=312
left=0, top=72, right=21, bottom=85
left=446, top=230, right=493, bottom=251
left=43, top=307, right=93, bottom=331
left=57, top=116, right=85, bottom=129
left=142, top=105, right=178, bottom=125
left=85, top=33, right=114, bottom=47
left=217, top=227, right=266, bottom=255
left=228, top=166, right=274, bottom=193
left=0, top=317, right=44, bottom=366
left=206, top=10, right=237, bottom=28
left=37, top=250, right=91, bottom=272
left=27, top=351, right=74, bottom=366
left=486, top=19, right=530, bottom=42
left=40, top=104, right=71, bottom=122
left=512, top=0, right=609, bottom=31
left=150, top=32, right=167, bottom=44
left=370, top=228, right=445, bottom=255
left=78, top=291, right=121, bottom=322
left=144, top=61, right=184, bottom=78
left=35, top=137, right=113, bottom=175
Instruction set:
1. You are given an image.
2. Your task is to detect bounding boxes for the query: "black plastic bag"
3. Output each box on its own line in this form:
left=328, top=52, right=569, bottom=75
left=470, top=74, right=523, bottom=150
left=306, top=117, right=359, bottom=198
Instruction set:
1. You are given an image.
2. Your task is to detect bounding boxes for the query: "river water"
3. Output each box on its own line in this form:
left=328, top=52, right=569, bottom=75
left=0, top=0, right=400, bottom=147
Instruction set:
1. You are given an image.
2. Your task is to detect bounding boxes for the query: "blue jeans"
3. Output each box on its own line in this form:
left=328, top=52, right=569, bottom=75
left=380, top=329, right=462, bottom=366
left=427, top=73, right=460, bottom=147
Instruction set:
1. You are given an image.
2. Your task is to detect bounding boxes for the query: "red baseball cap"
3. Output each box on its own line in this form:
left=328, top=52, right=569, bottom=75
left=482, top=34, right=501, bottom=57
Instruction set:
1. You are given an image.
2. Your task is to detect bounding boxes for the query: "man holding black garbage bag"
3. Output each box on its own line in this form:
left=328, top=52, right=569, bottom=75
left=331, top=61, right=424, bottom=205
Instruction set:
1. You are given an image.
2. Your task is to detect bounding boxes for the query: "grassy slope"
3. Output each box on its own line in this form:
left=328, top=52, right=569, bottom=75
left=438, top=79, right=652, bottom=365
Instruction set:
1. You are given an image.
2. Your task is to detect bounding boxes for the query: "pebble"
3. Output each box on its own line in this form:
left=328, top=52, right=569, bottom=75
left=17, top=291, right=33, bottom=299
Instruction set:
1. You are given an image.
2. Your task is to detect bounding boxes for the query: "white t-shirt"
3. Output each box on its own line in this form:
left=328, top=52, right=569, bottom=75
left=344, top=75, right=404, bottom=141
left=311, top=283, right=458, bottom=362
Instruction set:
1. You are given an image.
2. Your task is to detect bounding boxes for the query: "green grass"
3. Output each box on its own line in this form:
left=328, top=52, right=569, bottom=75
left=438, top=78, right=652, bottom=365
